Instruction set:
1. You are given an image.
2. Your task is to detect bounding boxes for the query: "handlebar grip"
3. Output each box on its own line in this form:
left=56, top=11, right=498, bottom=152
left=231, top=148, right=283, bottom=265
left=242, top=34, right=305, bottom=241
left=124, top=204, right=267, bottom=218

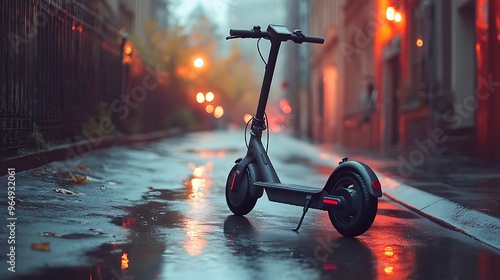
left=230, top=29, right=257, bottom=38
left=303, top=36, right=324, bottom=44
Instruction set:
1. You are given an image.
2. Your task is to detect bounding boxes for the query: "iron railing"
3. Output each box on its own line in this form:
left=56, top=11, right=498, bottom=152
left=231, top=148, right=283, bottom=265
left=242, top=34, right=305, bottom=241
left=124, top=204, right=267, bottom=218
left=0, top=0, right=166, bottom=156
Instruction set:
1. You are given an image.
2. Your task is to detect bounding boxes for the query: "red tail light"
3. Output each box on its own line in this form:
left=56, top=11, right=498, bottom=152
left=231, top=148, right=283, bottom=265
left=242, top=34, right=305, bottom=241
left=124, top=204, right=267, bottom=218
left=372, top=180, right=381, bottom=191
left=323, top=198, right=340, bottom=205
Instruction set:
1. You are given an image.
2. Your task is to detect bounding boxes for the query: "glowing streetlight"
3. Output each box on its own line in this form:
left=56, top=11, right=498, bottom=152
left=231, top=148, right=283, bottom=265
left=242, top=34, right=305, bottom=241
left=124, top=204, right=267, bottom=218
left=193, top=57, right=204, bottom=68
left=205, top=91, right=214, bottom=102
left=386, top=6, right=395, bottom=21
left=196, top=92, right=205, bottom=104
left=394, top=12, right=402, bottom=22
left=205, top=104, right=214, bottom=113
left=125, top=45, right=132, bottom=55
left=416, top=38, right=424, bottom=48
left=244, top=114, right=253, bottom=123
left=214, top=106, right=224, bottom=118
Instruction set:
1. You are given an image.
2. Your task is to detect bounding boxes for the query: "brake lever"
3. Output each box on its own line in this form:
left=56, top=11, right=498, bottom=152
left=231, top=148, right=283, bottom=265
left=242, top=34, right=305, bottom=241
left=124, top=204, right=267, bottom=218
left=226, top=35, right=241, bottom=40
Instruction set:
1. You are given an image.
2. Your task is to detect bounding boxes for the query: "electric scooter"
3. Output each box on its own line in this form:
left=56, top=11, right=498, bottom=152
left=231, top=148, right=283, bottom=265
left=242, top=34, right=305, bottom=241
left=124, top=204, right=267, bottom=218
left=225, top=25, right=382, bottom=237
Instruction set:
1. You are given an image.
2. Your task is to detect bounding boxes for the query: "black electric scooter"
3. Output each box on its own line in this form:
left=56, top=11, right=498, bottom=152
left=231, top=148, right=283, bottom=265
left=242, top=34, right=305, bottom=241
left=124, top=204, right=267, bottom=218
left=225, top=24, right=382, bottom=237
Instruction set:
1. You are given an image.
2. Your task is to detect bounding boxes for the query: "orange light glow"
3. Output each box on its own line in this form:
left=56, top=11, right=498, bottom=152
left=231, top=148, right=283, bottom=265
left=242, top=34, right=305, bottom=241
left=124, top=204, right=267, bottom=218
left=217, top=151, right=225, bottom=158
left=183, top=220, right=208, bottom=256
left=282, top=104, right=292, bottom=114
left=121, top=253, right=129, bottom=269
left=279, top=99, right=292, bottom=114
left=193, top=57, right=204, bottom=68
left=386, top=6, right=395, bottom=21
left=205, top=104, right=214, bottom=113
left=120, top=216, right=137, bottom=228
left=190, top=178, right=205, bottom=194
left=193, top=166, right=204, bottom=177
left=125, top=45, right=132, bottom=55
left=416, top=38, right=424, bottom=47
left=244, top=114, right=253, bottom=123
left=196, top=92, right=205, bottom=104
left=205, top=92, right=214, bottom=102
left=394, top=12, right=402, bottom=22
left=214, top=106, right=224, bottom=118
left=384, top=246, right=395, bottom=257
left=384, top=266, right=394, bottom=274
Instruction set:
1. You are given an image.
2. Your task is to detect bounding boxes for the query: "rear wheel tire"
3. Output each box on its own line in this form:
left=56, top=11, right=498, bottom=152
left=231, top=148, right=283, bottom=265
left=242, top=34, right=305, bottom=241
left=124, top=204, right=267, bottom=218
left=225, top=164, right=258, bottom=216
left=328, top=170, right=378, bottom=237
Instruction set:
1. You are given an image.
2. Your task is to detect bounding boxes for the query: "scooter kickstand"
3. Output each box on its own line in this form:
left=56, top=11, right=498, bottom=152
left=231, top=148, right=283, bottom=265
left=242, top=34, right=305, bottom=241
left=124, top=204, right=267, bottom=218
left=293, top=195, right=313, bottom=232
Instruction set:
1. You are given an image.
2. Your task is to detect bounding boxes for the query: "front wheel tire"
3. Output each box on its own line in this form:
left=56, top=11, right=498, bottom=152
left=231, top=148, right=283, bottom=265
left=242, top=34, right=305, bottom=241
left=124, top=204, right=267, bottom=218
left=225, top=164, right=258, bottom=216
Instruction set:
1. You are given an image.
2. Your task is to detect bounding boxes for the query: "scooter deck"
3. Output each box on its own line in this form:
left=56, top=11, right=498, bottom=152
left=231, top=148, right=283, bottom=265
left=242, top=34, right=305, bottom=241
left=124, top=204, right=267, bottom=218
left=254, top=181, right=323, bottom=194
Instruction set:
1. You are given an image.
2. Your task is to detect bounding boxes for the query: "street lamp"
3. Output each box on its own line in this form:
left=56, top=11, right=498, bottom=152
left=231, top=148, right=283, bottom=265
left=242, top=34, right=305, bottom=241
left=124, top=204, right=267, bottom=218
left=386, top=6, right=395, bottom=21
left=193, top=57, right=204, bottom=68
left=196, top=92, right=205, bottom=103
left=214, top=106, right=224, bottom=119
left=205, top=91, right=214, bottom=102
left=386, top=6, right=402, bottom=22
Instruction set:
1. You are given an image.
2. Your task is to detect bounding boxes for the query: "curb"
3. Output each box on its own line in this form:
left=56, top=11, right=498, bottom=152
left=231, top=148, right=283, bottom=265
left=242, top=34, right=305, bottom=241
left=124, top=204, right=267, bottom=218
left=378, top=173, right=500, bottom=250
left=0, top=130, right=178, bottom=176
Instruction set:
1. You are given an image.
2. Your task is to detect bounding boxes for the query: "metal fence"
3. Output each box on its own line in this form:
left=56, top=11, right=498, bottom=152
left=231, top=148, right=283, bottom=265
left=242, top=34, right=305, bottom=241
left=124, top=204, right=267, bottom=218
left=0, top=0, right=166, bottom=156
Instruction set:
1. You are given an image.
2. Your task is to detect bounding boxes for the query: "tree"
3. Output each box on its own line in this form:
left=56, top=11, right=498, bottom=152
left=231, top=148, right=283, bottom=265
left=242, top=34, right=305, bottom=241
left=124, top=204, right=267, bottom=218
left=130, top=15, right=260, bottom=128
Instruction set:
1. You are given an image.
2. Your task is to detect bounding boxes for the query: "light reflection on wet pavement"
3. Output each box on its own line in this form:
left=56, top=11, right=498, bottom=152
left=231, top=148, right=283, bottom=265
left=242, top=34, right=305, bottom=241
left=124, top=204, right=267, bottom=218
left=2, top=130, right=500, bottom=280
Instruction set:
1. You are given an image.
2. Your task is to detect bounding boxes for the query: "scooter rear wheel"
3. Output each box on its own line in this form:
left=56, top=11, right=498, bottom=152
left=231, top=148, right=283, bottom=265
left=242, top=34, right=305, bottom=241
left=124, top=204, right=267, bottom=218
left=226, top=164, right=258, bottom=216
left=328, top=170, right=378, bottom=237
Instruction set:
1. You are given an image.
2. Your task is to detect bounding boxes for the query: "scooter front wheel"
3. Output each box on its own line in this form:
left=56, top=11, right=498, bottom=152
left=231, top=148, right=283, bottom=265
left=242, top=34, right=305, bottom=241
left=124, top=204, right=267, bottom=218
left=328, top=170, right=378, bottom=237
left=225, top=164, right=258, bottom=216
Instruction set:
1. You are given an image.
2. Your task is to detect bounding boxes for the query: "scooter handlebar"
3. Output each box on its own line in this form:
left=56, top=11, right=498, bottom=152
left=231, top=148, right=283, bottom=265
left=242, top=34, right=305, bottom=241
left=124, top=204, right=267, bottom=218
left=229, top=28, right=269, bottom=39
left=228, top=25, right=323, bottom=45
left=303, top=36, right=324, bottom=44
left=291, top=34, right=324, bottom=44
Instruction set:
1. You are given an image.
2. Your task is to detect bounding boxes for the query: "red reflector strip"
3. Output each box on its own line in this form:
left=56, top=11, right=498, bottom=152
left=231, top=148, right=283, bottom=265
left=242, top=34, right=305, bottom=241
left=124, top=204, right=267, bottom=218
left=230, top=173, right=237, bottom=190
left=323, top=198, right=339, bottom=205
left=372, top=180, right=381, bottom=191
left=323, top=263, right=337, bottom=270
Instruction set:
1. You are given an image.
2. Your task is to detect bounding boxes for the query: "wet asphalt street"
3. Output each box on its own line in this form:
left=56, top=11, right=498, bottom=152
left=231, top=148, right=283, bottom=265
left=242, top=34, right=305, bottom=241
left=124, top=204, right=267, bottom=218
left=1, top=129, right=499, bottom=280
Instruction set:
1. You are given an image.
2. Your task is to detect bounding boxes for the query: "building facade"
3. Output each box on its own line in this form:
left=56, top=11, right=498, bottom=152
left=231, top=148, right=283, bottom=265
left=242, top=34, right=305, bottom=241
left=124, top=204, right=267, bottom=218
left=305, top=0, right=500, bottom=162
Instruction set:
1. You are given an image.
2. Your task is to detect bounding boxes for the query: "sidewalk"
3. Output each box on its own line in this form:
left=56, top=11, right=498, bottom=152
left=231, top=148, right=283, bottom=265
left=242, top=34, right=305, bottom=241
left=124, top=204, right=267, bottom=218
left=318, top=142, right=500, bottom=250
left=1, top=129, right=499, bottom=254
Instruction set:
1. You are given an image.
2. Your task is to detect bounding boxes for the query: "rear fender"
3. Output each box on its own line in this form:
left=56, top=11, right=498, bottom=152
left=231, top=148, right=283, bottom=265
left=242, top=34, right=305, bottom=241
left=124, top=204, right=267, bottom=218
left=322, top=160, right=382, bottom=197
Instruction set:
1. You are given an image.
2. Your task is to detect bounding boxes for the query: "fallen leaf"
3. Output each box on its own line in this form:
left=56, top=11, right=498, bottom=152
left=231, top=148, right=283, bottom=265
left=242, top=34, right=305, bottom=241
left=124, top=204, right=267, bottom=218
left=31, top=242, right=50, bottom=252
left=41, top=232, right=61, bottom=237
left=71, top=175, right=89, bottom=184
left=55, top=188, right=75, bottom=195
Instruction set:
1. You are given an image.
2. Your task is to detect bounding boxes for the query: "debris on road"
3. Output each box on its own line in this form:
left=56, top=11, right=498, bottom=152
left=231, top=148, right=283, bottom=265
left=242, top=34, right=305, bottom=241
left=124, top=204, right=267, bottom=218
left=54, top=188, right=75, bottom=195
left=31, top=242, right=51, bottom=252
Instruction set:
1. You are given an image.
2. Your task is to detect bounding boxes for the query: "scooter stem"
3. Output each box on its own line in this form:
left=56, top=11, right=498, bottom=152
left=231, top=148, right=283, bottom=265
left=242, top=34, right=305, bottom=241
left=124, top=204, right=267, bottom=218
left=253, top=40, right=282, bottom=135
